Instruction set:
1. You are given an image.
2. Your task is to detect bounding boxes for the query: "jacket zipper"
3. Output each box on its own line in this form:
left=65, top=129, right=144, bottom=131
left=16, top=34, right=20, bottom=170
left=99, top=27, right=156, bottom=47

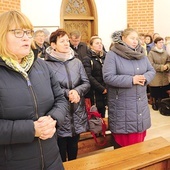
left=64, top=63, right=76, bottom=136
left=27, top=78, right=44, bottom=170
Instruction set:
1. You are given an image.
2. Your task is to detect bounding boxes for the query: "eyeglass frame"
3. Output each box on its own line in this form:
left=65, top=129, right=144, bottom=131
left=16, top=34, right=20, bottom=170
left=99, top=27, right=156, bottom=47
left=8, top=29, right=34, bottom=38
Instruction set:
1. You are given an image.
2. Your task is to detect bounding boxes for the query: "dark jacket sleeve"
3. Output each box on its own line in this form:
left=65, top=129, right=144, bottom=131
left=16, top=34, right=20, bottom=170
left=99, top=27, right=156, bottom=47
left=82, top=56, right=105, bottom=93
left=74, top=61, right=90, bottom=97
left=0, top=119, right=35, bottom=145
left=46, top=64, right=68, bottom=127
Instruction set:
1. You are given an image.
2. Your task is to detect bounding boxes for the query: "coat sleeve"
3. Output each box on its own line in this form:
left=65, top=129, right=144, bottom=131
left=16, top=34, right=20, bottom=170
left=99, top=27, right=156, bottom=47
left=0, top=119, right=35, bottom=145
left=143, top=56, right=156, bottom=84
left=74, top=60, right=90, bottom=97
left=102, top=51, right=134, bottom=88
left=82, top=56, right=105, bottom=93
left=46, top=64, right=68, bottom=127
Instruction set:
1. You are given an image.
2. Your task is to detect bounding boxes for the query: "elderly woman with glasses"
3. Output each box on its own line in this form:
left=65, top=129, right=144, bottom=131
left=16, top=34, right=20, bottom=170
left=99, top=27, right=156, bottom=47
left=0, top=10, right=68, bottom=170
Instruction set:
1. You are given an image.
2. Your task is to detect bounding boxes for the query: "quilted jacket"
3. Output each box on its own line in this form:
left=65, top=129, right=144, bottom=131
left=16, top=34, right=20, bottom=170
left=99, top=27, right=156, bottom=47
left=0, top=51, right=68, bottom=170
left=45, top=52, right=90, bottom=137
left=103, top=51, right=155, bottom=134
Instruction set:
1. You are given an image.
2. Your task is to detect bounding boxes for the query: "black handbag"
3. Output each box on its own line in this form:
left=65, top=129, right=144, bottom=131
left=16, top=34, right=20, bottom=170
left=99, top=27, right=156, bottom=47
left=159, top=98, right=170, bottom=116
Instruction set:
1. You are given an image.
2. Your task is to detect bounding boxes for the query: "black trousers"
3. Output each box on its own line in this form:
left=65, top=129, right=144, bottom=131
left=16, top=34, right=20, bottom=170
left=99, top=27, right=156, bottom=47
left=57, top=134, right=80, bottom=162
left=98, top=107, right=106, bottom=118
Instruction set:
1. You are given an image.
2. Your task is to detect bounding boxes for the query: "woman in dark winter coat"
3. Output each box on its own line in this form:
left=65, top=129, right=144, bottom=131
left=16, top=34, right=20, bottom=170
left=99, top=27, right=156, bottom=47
left=45, top=29, right=90, bottom=162
left=82, top=36, right=107, bottom=118
left=103, top=28, right=155, bottom=149
left=0, top=11, right=68, bottom=170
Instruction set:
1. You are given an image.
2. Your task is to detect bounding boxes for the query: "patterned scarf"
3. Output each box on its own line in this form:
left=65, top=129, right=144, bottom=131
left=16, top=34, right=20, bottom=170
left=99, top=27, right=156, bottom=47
left=1, top=50, right=34, bottom=80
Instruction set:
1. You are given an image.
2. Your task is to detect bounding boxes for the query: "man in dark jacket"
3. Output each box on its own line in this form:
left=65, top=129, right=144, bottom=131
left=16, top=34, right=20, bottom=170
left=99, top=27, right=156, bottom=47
left=69, top=30, right=89, bottom=61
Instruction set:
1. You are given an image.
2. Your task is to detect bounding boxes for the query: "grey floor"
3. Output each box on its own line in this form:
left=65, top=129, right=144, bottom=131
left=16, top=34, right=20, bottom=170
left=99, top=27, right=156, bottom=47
left=145, top=104, right=170, bottom=142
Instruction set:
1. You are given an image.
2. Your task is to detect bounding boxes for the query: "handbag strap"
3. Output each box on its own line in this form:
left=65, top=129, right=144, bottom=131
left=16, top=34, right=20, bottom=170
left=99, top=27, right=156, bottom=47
left=91, top=119, right=107, bottom=146
left=89, top=113, right=107, bottom=146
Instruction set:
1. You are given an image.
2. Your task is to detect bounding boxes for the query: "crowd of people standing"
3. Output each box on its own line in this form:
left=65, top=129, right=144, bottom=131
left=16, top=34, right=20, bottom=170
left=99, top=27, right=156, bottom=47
left=0, top=9, right=170, bottom=170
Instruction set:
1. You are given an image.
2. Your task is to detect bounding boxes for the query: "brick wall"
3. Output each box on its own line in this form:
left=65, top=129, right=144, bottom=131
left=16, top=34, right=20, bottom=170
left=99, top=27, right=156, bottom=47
left=127, top=0, right=154, bottom=35
left=0, top=0, right=20, bottom=14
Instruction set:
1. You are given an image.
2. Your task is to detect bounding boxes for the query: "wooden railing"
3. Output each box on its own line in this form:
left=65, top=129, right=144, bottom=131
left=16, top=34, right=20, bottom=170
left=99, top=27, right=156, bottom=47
left=64, top=137, right=170, bottom=170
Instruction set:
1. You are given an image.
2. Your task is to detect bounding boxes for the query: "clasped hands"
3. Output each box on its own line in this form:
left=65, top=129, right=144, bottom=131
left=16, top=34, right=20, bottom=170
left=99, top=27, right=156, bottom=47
left=34, top=115, right=56, bottom=140
left=68, top=89, right=80, bottom=103
left=133, top=75, right=146, bottom=86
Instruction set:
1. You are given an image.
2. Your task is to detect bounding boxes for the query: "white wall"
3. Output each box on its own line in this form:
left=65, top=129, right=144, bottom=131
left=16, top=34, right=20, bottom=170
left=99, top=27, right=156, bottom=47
left=95, top=0, right=127, bottom=50
left=154, top=0, right=170, bottom=39
left=21, top=0, right=127, bottom=50
left=21, top=0, right=62, bottom=26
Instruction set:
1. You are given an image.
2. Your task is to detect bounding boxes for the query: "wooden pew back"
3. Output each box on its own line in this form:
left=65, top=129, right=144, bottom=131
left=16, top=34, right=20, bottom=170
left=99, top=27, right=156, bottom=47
left=64, top=137, right=170, bottom=170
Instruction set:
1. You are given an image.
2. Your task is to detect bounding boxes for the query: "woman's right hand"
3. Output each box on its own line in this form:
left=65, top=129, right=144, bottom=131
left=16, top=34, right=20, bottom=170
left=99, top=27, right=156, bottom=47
left=103, top=89, right=107, bottom=94
left=133, top=75, right=146, bottom=86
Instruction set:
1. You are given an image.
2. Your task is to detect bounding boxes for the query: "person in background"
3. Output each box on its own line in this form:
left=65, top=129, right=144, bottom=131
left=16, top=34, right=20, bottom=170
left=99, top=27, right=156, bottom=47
left=0, top=10, right=68, bottom=170
left=145, top=34, right=153, bottom=55
left=103, top=28, right=155, bottom=149
left=45, top=29, right=90, bottom=162
left=42, top=28, right=50, bottom=44
left=33, top=29, right=49, bottom=58
left=148, top=37, right=170, bottom=111
left=147, top=33, right=160, bottom=54
left=139, top=33, right=147, bottom=56
left=165, top=36, right=170, bottom=56
left=82, top=36, right=107, bottom=118
left=69, top=30, right=89, bottom=61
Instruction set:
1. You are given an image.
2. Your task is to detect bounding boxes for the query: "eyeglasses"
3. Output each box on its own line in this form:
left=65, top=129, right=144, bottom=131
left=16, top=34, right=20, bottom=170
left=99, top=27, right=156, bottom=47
left=9, top=29, right=34, bottom=38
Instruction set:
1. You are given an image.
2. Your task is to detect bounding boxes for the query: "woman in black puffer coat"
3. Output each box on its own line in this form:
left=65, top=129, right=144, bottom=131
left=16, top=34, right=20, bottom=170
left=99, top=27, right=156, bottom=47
left=82, top=36, right=107, bottom=118
left=45, top=29, right=90, bottom=162
left=0, top=11, right=68, bottom=170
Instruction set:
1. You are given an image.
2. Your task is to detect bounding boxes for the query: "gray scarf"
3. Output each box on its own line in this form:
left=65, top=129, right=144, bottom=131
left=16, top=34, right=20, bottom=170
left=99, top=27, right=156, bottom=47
left=111, top=43, right=145, bottom=60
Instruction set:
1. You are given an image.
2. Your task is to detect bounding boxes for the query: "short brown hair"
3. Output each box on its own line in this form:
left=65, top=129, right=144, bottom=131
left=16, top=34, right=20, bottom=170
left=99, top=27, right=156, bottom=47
left=154, top=37, right=164, bottom=44
left=50, top=29, right=68, bottom=44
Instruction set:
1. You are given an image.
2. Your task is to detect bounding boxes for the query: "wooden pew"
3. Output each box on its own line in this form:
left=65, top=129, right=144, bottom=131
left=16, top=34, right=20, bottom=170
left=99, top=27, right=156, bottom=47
left=64, top=137, right=170, bottom=170
left=78, top=118, right=113, bottom=156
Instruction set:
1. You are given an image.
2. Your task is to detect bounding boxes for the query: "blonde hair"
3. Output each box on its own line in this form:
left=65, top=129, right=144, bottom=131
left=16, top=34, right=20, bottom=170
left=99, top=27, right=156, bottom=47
left=89, top=36, right=102, bottom=46
left=122, top=28, right=138, bottom=38
left=0, top=10, right=33, bottom=60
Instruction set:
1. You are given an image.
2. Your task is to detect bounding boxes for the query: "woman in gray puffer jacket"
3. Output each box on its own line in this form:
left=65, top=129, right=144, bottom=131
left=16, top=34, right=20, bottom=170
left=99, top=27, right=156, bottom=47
left=103, top=28, right=155, bottom=149
left=45, top=29, right=90, bottom=162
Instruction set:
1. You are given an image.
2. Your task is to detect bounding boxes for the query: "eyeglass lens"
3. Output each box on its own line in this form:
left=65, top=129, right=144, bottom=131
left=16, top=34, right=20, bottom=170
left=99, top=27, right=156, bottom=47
left=10, top=29, right=34, bottom=38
